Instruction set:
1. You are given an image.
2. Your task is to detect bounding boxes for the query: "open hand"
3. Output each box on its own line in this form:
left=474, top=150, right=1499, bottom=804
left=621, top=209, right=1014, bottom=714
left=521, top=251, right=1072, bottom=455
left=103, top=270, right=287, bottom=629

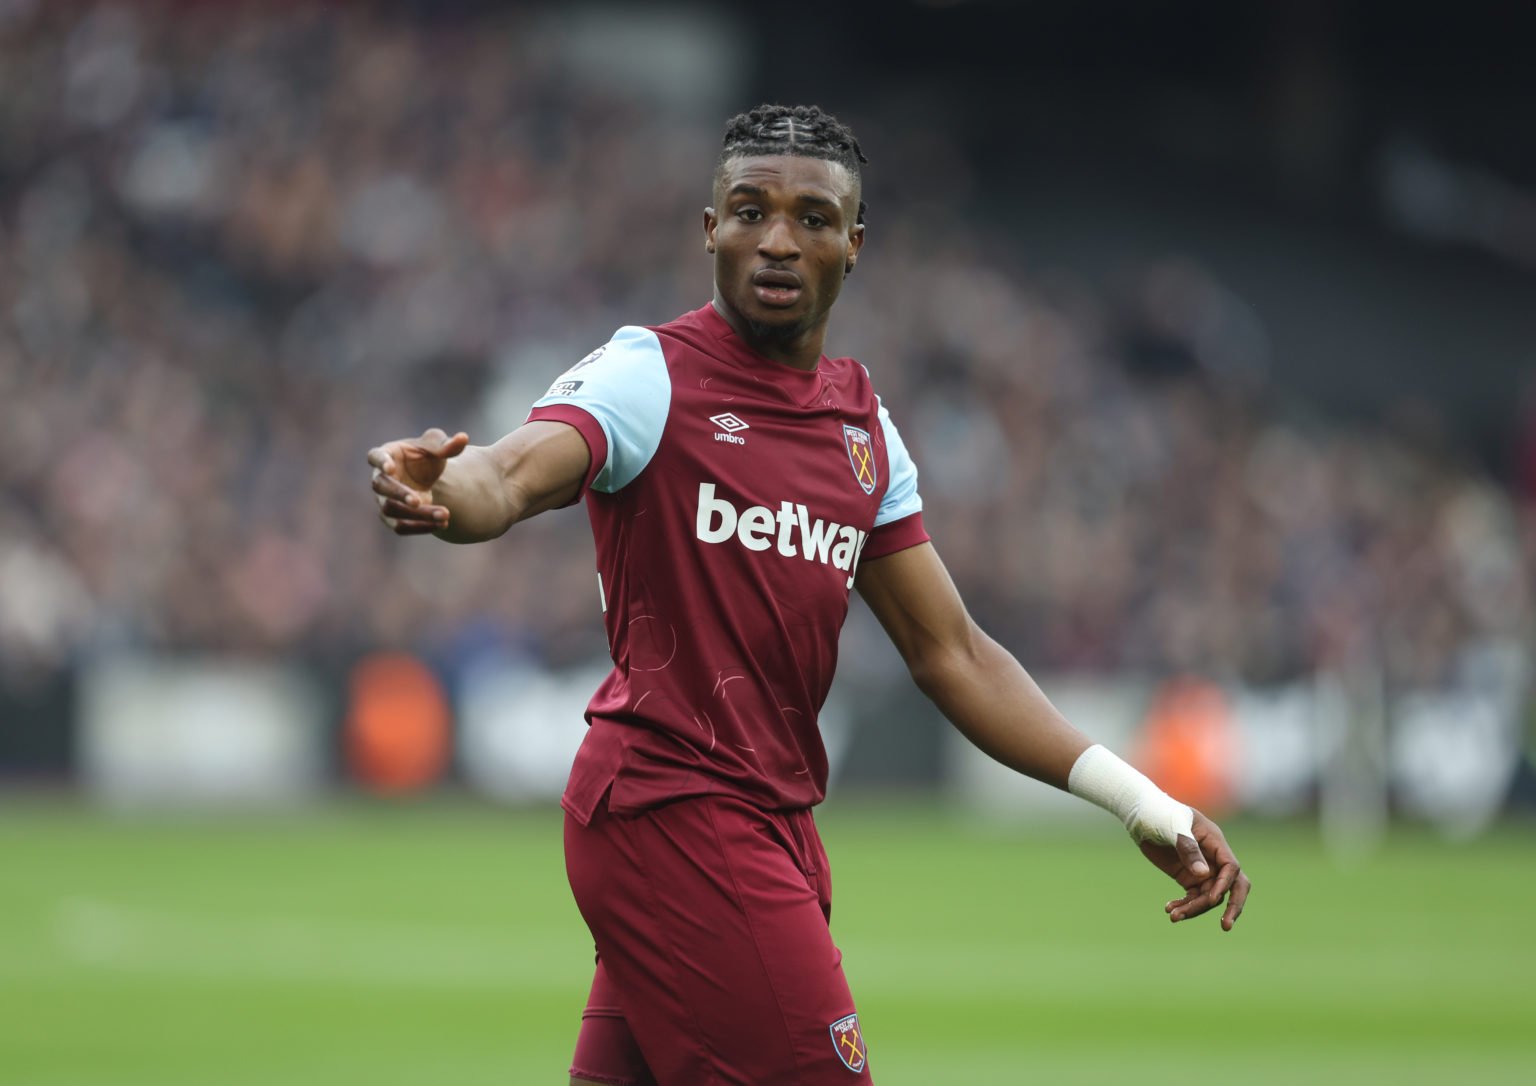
left=367, top=428, right=469, bottom=535
left=1137, top=809, right=1251, bottom=931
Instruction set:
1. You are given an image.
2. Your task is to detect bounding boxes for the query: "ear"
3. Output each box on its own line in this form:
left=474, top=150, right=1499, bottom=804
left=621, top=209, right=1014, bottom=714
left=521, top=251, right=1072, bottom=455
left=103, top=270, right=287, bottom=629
left=703, top=207, right=718, bottom=254
left=844, top=223, right=865, bottom=276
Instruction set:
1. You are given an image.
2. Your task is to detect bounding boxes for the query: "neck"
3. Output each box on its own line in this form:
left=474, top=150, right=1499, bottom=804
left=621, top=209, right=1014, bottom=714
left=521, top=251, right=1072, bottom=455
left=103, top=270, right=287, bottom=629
left=711, top=296, right=825, bottom=371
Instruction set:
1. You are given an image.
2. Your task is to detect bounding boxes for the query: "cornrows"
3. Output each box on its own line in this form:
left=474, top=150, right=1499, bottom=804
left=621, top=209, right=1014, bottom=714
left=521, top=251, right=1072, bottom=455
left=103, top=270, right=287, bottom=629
left=718, top=104, right=868, bottom=224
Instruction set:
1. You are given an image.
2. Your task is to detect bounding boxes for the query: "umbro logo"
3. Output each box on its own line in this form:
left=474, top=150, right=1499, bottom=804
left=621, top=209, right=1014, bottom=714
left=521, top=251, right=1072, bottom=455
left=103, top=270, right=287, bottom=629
left=710, top=412, right=749, bottom=445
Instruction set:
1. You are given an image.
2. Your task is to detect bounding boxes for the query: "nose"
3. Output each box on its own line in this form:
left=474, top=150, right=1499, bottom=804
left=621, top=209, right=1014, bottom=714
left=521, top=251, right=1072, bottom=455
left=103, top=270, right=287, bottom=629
left=757, top=214, right=800, bottom=261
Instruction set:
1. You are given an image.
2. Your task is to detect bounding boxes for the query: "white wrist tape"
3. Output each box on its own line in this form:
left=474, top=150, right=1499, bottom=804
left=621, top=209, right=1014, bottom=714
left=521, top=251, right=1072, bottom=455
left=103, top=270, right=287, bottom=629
left=1067, top=744, right=1193, bottom=846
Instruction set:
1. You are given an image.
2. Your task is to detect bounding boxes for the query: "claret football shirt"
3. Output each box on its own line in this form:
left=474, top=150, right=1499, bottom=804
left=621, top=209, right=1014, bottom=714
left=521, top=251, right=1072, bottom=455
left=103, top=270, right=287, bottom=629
left=527, top=304, right=928, bottom=820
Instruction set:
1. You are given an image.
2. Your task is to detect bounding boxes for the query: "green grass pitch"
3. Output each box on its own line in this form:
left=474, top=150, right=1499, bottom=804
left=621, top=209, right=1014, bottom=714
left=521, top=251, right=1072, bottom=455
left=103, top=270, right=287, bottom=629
left=3, top=799, right=1533, bottom=1084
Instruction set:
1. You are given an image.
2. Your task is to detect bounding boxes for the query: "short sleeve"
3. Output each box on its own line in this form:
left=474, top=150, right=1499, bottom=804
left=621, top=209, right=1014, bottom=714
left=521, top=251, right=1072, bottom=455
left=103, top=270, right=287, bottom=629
left=526, top=325, right=671, bottom=493
left=874, top=397, right=922, bottom=527
left=863, top=396, right=929, bottom=561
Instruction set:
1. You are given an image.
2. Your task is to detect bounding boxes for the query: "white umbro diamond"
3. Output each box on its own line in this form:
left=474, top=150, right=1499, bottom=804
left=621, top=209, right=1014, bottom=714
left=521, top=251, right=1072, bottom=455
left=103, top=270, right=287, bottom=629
left=709, top=412, right=750, bottom=433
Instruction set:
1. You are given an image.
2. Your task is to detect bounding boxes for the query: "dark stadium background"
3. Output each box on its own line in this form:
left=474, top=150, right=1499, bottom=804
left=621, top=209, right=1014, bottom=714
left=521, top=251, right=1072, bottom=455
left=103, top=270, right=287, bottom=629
left=1, top=2, right=1533, bottom=1083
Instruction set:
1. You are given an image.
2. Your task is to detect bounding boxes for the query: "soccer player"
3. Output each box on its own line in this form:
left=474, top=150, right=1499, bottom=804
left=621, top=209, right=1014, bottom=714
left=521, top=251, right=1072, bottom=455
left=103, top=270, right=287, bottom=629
left=368, top=104, right=1250, bottom=1085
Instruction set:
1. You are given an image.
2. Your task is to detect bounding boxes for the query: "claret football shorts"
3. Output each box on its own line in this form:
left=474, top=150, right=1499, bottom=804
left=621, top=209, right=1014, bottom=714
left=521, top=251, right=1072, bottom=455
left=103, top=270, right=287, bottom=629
left=564, top=792, right=871, bottom=1084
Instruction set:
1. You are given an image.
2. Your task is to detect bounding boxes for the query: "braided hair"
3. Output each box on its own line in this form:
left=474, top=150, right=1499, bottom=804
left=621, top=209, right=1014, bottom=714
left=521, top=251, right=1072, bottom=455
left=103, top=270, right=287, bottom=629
left=717, top=104, right=868, bottom=225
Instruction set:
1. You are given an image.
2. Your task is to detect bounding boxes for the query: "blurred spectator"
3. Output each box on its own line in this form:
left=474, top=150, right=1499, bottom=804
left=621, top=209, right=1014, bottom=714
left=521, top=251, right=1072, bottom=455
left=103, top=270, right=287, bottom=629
left=0, top=1, right=1528, bottom=699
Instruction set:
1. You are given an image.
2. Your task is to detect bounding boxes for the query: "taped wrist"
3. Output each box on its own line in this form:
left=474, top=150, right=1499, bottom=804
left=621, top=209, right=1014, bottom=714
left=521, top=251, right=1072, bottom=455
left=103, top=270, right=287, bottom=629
left=1067, top=744, right=1193, bottom=846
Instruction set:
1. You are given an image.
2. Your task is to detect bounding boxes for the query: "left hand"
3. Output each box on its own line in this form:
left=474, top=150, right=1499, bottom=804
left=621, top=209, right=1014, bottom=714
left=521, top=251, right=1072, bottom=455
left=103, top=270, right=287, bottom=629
left=1137, top=809, right=1251, bottom=931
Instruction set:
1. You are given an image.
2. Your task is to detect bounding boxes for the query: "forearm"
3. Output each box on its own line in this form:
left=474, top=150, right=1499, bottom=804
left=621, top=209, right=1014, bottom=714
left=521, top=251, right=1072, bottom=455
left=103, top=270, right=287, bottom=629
left=428, top=422, right=588, bottom=543
left=859, top=551, right=1219, bottom=891
left=859, top=544, right=1194, bottom=844
left=911, top=624, right=1092, bottom=791
left=916, top=632, right=1193, bottom=843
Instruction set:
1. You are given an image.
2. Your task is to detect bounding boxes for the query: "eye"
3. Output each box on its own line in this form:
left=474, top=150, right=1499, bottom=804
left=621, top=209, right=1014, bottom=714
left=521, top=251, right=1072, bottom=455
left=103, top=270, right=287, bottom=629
left=801, top=213, right=828, bottom=229
left=736, top=207, right=763, bottom=222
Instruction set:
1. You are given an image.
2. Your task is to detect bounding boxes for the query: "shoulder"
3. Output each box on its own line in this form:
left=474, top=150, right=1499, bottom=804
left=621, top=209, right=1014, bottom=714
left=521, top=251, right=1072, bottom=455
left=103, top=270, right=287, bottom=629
left=587, top=324, right=666, bottom=368
left=644, top=304, right=775, bottom=374
left=530, top=324, right=673, bottom=424
left=537, top=325, right=669, bottom=396
left=646, top=304, right=719, bottom=353
left=820, top=354, right=879, bottom=400
left=527, top=325, right=677, bottom=494
left=823, top=353, right=868, bottom=378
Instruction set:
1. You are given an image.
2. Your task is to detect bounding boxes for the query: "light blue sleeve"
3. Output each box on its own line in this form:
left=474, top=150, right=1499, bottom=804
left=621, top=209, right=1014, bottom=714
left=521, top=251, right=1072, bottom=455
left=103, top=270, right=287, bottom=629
left=528, top=326, right=671, bottom=492
left=875, top=395, right=923, bottom=527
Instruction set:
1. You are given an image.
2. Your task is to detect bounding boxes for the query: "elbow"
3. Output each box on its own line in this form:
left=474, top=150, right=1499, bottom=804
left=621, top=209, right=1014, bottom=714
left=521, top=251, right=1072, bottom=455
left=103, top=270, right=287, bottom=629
left=909, top=653, right=968, bottom=702
left=909, top=659, right=947, bottom=701
left=905, top=621, right=987, bottom=700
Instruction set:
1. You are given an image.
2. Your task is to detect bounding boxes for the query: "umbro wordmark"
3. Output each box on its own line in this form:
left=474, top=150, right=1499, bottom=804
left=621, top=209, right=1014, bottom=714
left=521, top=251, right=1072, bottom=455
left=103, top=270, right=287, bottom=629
left=710, top=412, right=749, bottom=445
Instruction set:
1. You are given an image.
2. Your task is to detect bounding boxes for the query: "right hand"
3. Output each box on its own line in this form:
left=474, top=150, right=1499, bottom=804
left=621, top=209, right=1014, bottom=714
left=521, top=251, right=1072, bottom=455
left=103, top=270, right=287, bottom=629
left=1136, top=809, right=1251, bottom=931
left=367, top=428, right=470, bottom=535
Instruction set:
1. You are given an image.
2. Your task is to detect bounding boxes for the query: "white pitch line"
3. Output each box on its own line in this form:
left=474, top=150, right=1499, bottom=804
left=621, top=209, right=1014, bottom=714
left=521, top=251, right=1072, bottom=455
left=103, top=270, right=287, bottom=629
left=51, top=897, right=581, bottom=989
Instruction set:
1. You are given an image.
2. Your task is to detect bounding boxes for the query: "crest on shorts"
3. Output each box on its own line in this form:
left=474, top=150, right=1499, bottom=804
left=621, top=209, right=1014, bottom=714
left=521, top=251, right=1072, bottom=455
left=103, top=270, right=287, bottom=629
left=828, top=1013, right=867, bottom=1073
left=843, top=425, right=876, bottom=495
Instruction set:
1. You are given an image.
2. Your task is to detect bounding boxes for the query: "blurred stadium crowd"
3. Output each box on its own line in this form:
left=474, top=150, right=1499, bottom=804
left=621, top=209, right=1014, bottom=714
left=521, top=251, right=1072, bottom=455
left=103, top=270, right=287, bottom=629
left=1, top=1, right=1531, bottom=695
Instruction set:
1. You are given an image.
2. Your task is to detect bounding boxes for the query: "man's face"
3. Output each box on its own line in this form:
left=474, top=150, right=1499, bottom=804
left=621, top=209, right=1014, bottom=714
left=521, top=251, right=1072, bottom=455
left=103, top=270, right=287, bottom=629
left=705, top=154, right=865, bottom=351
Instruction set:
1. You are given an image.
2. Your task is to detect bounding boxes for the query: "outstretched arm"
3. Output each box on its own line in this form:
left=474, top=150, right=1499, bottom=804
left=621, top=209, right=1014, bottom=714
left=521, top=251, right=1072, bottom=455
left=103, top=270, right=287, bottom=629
left=367, top=421, right=591, bottom=543
left=856, top=541, right=1251, bottom=930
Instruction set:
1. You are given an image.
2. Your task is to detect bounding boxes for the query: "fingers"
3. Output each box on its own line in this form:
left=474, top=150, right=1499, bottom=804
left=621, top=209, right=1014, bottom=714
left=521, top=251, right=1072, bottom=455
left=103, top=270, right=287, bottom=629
left=1221, top=872, right=1252, bottom=932
left=1140, top=813, right=1253, bottom=931
left=371, top=465, right=414, bottom=502
left=378, top=497, right=448, bottom=534
left=1167, top=859, right=1237, bottom=923
left=1207, top=855, right=1238, bottom=905
left=1166, top=816, right=1252, bottom=930
left=366, top=445, right=397, bottom=475
left=378, top=496, right=447, bottom=523
left=385, top=517, right=442, bottom=536
left=366, top=429, right=466, bottom=534
left=371, top=467, right=449, bottom=534
left=368, top=430, right=469, bottom=478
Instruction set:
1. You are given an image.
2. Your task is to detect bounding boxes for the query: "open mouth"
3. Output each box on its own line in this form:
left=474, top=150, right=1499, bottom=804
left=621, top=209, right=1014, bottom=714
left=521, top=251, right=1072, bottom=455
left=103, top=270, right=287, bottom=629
left=752, top=269, right=803, bottom=307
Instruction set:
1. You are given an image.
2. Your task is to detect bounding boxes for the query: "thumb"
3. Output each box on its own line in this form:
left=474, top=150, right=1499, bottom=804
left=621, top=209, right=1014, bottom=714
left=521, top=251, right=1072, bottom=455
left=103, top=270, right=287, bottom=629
left=415, top=428, right=469, bottom=459
left=1176, top=834, right=1210, bottom=879
left=397, top=429, right=467, bottom=489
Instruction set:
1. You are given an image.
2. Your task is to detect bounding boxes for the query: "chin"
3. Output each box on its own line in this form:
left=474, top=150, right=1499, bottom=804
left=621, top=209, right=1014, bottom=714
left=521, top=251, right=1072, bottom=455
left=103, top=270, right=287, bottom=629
left=737, top=296, right=811, bottom=336
left=744, top=311, right=813, bottom=345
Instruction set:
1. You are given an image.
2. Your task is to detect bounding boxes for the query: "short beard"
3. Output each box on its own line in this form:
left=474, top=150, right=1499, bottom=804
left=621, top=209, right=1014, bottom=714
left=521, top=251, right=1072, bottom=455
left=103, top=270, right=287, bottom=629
left=743, top=311, right=815, bottom=348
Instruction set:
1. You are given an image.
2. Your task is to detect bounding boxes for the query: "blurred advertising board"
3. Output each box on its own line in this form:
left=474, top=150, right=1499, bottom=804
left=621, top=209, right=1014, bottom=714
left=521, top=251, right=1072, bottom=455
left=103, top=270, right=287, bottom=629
left=79, top=657, right=325, bottom=808
left=456, top=661, right=606, bottom=801
left=60, top=653, right=1531, bottom=835
left=946, top=666, right=1527, bottom=840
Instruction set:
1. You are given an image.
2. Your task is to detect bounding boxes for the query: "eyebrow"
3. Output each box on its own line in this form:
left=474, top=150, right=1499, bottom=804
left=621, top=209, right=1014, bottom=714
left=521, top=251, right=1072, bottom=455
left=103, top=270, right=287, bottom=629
left=726, top=183, right=841, bottom=211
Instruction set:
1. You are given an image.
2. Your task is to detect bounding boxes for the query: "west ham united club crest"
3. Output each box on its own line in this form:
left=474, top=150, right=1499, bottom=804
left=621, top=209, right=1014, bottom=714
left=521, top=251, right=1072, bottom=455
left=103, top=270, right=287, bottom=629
left=828, top=1013, right=867, bottom=1073
left=843, top=425, right=876, bottom=495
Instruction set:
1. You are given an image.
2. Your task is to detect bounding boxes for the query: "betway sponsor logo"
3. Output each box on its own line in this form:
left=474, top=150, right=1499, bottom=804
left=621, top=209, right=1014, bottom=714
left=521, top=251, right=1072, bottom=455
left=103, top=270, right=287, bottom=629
left=695, top=483, right=869, bottom=589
